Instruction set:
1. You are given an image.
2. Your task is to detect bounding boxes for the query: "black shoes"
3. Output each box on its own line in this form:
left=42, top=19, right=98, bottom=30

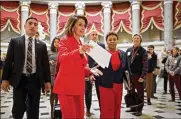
left=163, top=91, right=167, bottom=94
left=147, top=98, right=152, bottom=105
left=168, top=99, right=175, bottom=102
left=125, top=109, right=136, bottom=112
left=133, top=111, right=142, bottom=116
left=147, top=101, right=152, bottom=105
left=151, top=95, right=158, bottom=99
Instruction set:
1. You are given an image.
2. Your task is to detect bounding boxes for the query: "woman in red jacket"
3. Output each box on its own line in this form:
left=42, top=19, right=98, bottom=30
left=98, top=32, right=126, bottom=119
left=53, top=15, right=94, bottom=118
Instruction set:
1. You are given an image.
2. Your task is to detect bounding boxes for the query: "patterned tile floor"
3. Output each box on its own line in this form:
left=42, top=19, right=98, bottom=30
left=1, top=78, right=181, bottom=119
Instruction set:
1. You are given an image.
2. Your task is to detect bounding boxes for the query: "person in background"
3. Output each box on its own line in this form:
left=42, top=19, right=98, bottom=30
left=146, top=45, right=157, bottom=105
left=161, top=50, right=171, bottom=94
left=151, top=47, right=158, bottom=99
left=85, top=30, right=105, bottom=117
left=126, top=34, right=148, bottom=116
left=1, top=17, right=51, bottom=119
left=35, top=31, right=46, bottom=95
left=0, top=50, right=3, bottom=81
left=49, top=37, right=60, bottom=119
left=35, top=32, right=40, bottom=40
left=53, top=15, right=99, bottom=118
left=96, top=32, right=126, bottom=118
left=165, top=46, right=181, bottom=102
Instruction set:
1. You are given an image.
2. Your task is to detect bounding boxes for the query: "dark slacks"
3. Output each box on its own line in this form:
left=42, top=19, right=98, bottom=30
left=163, top=76, right=168, bottom=92
left=168, top=74, right=181, bottom=100
left=151, top=74, right=157, bottom=96
left=85, top=80, right=92, bottom=112
left=12, top=74, right=41, bottom=119
left=85, top=78, right=101, bottom=112
left=131, top=75, right=144, bottom=112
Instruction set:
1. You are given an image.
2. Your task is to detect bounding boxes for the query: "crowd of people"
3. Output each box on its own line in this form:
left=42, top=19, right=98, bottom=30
left=0, top=14, right=181, bottom=119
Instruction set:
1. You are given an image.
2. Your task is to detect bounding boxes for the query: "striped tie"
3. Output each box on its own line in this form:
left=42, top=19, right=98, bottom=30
left=26, top=37, right=33, bottom=74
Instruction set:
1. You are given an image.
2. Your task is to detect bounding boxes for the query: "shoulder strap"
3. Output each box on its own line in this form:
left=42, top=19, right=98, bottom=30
left=118, top=49, right=126, bottom=69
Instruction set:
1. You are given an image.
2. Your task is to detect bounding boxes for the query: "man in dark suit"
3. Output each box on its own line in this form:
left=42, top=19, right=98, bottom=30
left=85, top=30, right=105, bottom=117
left=1, top=17, right=51, bottom=119
left=126, top=34, right=148, bottom=116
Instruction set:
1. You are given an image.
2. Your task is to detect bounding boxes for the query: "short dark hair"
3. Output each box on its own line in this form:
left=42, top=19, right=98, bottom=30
left=172, top=46, right=179, bottom=51
left=133, top=34, right=142, bottom=42
left=106, top=31, right=118, bottom=41
left=64, top=14, right=88, bottom=36
left=51, top=37, right=60, bottom=52
left=148, top=45, right=154, bottom=49
left=25, top=17, right=38, bottom=23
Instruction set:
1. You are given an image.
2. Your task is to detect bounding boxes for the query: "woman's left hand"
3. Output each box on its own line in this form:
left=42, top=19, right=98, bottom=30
left=89, top=74, right=96, bottom=84
left=90, top=67, right=103, bottom=76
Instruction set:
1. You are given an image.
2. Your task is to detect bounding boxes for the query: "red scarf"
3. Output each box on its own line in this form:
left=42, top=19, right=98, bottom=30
left=108, top=50, right=121, bottom=71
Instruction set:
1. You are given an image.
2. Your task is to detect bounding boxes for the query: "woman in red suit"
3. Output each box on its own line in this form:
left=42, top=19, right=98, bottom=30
left=98, top=32, right=127, bottom=119
left=53, top=15, right=94, bottom=118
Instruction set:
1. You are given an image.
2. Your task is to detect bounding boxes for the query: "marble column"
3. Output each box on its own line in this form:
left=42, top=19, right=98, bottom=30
left=75, top=2, right=85, bottom=15
left=75, top=2, right=85, bottom=42
left=101, top=2, right=112, bottom=45
left=131, top=1, right=140, bottom=35
left=49, top=3, right=58, bottom=43
left=164, top=0, right=173, bottom=50
left=20, top=0, right=30, bottom=35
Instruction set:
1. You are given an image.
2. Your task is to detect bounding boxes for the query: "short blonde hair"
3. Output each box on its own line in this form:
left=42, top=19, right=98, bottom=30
left=64, top=15, right=88, bottom=36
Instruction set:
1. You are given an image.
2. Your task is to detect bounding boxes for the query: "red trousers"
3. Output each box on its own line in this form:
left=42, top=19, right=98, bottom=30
left=58, top=95, right=84, bottom=119
left=168, top=74, right=181, bottom=100
left=99, top=83, right=123, bottom=119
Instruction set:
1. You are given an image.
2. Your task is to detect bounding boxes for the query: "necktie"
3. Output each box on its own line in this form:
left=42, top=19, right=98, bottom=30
left=26, top=37, right=33, bottom=74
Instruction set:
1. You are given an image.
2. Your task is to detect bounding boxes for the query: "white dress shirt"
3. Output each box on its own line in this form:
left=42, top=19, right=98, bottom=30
left=22, top=34, right=36, bottom=74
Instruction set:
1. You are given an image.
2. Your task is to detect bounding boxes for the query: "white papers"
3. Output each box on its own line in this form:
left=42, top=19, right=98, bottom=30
left=86, top=40, right=112, bottom=69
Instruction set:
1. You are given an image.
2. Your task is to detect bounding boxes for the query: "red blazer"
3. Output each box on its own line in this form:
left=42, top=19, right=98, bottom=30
left=53, top=35, right=90, bottom=95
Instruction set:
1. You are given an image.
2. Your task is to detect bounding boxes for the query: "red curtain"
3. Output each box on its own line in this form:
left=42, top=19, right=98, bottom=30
left=141, top=1, right=164, bottom=33
left=57, top=6, right=75, bottom=36
left=111, top=2, right=132, bottom=34
left=0, top=1, right=20, bottom=34
left=174, top=1, right=181, bottom=30
left=85, top=5, right=103, bottom=36
left=29, top=3, right=49, bottom=36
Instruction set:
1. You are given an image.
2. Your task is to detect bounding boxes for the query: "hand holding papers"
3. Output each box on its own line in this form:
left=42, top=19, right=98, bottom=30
left=90, top=66, right=103, bottom=76
left=79, top=44, right=92, bottom=54
left=87, top=40, right=112, bottom=68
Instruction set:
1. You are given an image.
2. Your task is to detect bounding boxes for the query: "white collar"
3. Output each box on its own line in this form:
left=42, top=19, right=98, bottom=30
left=25, top=34, right=35, bottom=40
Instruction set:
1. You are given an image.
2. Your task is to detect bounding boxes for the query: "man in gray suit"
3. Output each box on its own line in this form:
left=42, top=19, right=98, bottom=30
left=1, top=17, right=51, bottom=119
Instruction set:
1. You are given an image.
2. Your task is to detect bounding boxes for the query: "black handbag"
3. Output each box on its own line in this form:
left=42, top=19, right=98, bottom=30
left=124, top=90, right=144, bottom=108
left=123, top=71, right=144, bottom=108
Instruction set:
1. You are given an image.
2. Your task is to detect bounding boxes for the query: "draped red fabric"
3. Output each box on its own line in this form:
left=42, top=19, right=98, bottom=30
left=29, top=3, right=49, bottom=35
left=141, top=1, right=164, bottom=33
left=174, top=1, right=181, bottom=30
left=57, top=6, right=75, bottom=36
left=0, top=1, right=20, bottom=34
left=85, top=5, right=103, bottom=36
left=111, top=2, right=132, bottom=34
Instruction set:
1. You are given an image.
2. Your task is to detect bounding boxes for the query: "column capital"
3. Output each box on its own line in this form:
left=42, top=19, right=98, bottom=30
left=164, top=0, right=173, bottom=5
left=75, top=2, right=85, bottom=15
left=20, top=0, right=30, bottom=12
left=75, top=2, right=85, bottom=10
left=131, top=1, right=140, bottom=10
left=101, top=2, right=112, bottom=14
left=48, top=3, right=58, bottom=14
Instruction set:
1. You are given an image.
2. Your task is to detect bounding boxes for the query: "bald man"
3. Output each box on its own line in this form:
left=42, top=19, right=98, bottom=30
left=85, top=31, right=105, bottom=117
